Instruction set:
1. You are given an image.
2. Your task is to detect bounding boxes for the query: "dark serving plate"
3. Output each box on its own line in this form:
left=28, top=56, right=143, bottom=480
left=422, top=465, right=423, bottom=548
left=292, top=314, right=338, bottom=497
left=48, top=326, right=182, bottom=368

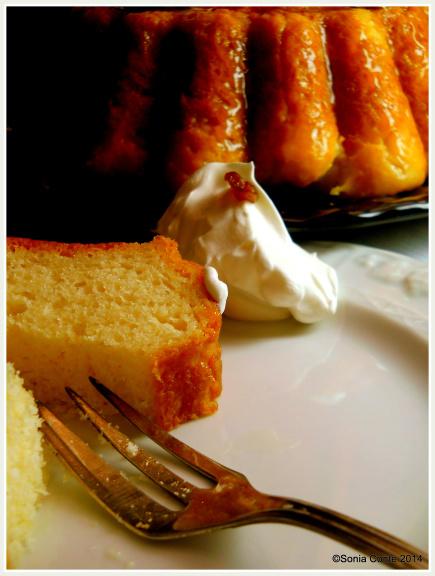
left=270, top=185, right=428, bottom=235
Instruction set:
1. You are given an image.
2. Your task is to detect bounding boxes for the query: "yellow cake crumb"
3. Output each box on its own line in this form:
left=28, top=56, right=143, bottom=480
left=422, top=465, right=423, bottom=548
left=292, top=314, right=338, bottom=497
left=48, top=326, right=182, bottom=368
left=7, top=362, right=46, bottom=566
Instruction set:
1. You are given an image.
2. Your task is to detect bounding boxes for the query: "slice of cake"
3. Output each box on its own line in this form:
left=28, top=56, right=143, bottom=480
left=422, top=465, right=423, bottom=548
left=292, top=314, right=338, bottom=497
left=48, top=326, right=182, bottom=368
left=7, top=362, right=46, bottom=567
left=7, top=236, right=223, bottom=430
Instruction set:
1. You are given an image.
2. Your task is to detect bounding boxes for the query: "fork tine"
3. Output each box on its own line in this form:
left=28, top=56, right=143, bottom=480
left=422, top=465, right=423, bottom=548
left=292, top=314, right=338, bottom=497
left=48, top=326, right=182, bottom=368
left=65, top=387, right=196, bottom=503
left=89, top=377, right=242, bottom=482
left=39, top=403, right=178, bottom=536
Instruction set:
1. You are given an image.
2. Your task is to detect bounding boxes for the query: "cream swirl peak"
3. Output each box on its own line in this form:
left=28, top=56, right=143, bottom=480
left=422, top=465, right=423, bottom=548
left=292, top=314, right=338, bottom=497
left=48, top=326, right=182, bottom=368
left=158, top=162, right=338, bottom=322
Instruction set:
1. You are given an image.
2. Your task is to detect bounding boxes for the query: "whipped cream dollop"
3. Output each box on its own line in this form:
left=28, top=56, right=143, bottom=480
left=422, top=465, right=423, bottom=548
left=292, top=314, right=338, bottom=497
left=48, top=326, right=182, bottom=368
left=158, top=162, right=338, bottom=322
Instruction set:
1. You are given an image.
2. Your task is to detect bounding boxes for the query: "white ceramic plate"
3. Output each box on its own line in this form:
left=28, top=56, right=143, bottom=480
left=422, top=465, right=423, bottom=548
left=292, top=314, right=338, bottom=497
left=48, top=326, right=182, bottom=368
left=18, top=242, right=428, bottom=570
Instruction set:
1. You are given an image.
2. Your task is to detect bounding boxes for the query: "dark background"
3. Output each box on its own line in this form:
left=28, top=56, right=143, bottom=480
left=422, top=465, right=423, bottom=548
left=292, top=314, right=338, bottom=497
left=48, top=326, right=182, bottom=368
left=7, top=7, right=177, bottom=242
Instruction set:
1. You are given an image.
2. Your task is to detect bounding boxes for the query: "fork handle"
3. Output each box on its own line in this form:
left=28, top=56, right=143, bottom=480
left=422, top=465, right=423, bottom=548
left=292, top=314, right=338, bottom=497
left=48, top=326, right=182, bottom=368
left=262, top=498, right=428, bottom=570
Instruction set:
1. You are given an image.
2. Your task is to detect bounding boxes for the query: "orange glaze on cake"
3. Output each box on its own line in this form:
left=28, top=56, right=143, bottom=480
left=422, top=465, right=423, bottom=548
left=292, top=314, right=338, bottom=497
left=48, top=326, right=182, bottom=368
left=249, top=10, right=340, bottom=187
left=166, top=9, right=250, bottom=190
left=91, top=11, right=176, bottom=173
left=321, top=9, right=426, bottom=197
left=380, top=7, right=428, bottom=153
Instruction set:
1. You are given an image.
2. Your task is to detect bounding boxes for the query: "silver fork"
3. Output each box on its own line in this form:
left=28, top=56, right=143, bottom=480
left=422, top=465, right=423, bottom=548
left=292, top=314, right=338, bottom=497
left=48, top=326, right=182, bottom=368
left=39, top=377, right=428, bottom=570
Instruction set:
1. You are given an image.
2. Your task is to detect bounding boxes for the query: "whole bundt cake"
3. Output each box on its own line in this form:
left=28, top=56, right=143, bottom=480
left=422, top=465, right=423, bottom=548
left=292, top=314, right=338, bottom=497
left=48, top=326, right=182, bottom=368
left=91, top=7, right=427, bottom=196
left=7, top=7, right=428, bottom=240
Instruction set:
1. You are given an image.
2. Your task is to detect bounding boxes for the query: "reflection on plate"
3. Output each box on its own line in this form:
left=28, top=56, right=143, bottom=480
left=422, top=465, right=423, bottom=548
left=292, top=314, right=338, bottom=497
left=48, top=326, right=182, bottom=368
left=269, top=185, right=428, bottom=233
left=18, top=243, right=428, bottom=570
